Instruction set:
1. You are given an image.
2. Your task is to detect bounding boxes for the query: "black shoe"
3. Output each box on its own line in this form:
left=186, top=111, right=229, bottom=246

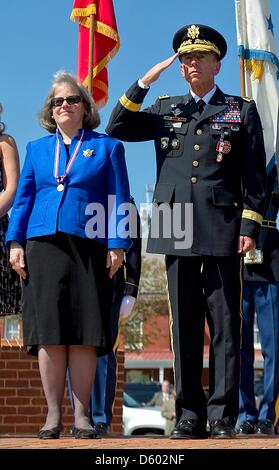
left=237, top=420, right=256, bottom=435
left=93, top=422, right=108, bottom=435
left=210, top=419, right=236, bottom=439
left=72, top=426, right=98, bottom=439
left=170, top=419, right=207, bottom=439
left=255, top=419, right=275, bottom=435
left=37, top=426, right=61, bottom=439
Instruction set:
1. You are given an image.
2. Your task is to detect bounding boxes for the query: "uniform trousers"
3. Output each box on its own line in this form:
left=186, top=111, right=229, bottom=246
left=239, top=281, right=279, bottom=423
left=90, top=283, right=122, bottom=426
left=166, top=255, right=241, bottom=425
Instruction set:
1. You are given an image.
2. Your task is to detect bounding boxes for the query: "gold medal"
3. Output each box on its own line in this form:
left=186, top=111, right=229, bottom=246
left=54, top=129, right=84, bottom=192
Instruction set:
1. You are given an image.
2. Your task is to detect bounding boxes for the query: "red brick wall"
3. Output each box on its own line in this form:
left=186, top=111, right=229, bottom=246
left=144, top=315, right=171, bottom=350
left=0, top=339, right=124, bottom=436
left=111, top=349, right=124, bottom=434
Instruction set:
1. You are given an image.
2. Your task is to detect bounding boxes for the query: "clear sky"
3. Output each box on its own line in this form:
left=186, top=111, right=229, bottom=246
left=1, top=0, right=279, bottom=209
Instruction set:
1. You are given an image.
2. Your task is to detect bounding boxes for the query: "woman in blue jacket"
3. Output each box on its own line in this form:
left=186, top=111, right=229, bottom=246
left=6, top=71, right=131, bottom=439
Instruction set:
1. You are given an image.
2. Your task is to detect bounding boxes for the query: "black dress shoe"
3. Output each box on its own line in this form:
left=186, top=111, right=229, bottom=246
left=237, top=420, right=256, bottom=435
left=255, top=419, right=275, bottom=435
left=210, top=419, right=236, bottom=439
left=72, top=426, right=98, bottom=439
left=93, top=422, right=108, bottom=435
left=170, top=419, right=207, bottom=439
left=37, top=426, right=61, bottom=439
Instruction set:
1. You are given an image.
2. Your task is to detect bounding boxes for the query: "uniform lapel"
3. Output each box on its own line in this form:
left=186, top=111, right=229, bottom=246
left=179, top=94, right=200, bottom=120
left=198, top=87, right=227, bottom=122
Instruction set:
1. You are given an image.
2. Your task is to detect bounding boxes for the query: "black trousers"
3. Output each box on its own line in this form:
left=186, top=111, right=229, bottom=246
left=166, top=255, right=242, bottom=425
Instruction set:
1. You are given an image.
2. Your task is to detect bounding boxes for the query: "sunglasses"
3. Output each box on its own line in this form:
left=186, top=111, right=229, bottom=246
left=51, top=95, right=82, bottom=107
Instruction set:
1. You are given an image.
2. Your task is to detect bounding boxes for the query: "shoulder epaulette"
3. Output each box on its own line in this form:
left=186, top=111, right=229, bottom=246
left=158, top=95, right=170, bottom=100
left=242, top=96, right=252, bottom=102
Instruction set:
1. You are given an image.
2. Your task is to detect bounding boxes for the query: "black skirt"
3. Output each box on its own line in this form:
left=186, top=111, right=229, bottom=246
left=22, top=233, right=113, bottom=356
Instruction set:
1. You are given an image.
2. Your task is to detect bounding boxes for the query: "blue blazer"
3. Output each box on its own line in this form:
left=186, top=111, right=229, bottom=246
left=6, top=129, right=131, bottom=250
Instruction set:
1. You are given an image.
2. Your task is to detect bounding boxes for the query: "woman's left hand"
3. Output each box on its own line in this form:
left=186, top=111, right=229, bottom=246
left=9, top=241, right=27, bottom=279
left=107, top=248, right=124, bottom=278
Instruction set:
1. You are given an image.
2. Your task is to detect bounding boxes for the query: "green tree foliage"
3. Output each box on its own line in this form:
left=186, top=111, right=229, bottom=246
left=121, top=257, right=169, bottom=351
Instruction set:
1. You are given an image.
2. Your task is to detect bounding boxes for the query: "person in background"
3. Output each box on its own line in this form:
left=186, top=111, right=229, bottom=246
left=90, top=199, right=141, bottom=435
left=161, top=390, right=176, bottom=436
left=237, top=167, right=279, bottom=436
left=106, top=23, right=267, bottom=438
left=0, top=103, right=21, bottom=316
left=145, top=380, right=172, bottom=407
left=6, top=71, right=130, bottom=439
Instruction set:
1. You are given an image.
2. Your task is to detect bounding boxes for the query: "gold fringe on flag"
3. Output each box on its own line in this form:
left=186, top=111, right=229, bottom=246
left=245, top=59, right=265, bottom=80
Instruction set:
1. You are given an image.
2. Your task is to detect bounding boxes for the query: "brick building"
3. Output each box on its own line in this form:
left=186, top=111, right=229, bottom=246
left=0, top=320, right=124, bottom=436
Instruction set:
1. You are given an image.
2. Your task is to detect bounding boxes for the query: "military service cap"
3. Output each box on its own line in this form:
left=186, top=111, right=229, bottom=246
left=172, top=24, right=227, bottom=60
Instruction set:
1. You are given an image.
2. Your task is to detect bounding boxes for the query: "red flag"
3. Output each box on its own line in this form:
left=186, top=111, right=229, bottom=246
left=71, top=0, right=120, bottom=108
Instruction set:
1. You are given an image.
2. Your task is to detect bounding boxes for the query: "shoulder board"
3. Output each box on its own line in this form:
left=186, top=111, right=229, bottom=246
left=158, top=95, right=170, bottom=100
left=242, top=96, right=252, bottom=102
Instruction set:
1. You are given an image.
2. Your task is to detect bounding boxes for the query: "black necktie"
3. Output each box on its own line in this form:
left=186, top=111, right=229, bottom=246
left=197, top=99, right=205, bottom=114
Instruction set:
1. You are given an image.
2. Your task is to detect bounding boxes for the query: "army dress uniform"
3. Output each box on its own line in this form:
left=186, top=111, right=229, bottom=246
left=106, top=24, right=266, bottom=430
left=239, top=167, right=279, bottom=434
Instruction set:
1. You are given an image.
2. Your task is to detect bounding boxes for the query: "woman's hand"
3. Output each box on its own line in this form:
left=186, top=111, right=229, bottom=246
left=106, top=248, right=124, bottom=278
left=9, top=241, right=27, bottom=279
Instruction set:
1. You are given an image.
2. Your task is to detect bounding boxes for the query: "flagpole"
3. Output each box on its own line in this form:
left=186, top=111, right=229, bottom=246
left=239, top=57, right=246, bottom=97
left=88, top=14, right=95, bottom=95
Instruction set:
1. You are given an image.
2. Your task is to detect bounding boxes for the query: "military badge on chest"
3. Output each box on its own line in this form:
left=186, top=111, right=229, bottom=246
left=160, top=136, right=180, bottom=150
left=210, top=97, right=241, bottom=123
left=210, top=97, right=241, bottom=162
left=160, top=104, right=186, bottom=150
left=161, top=137, right=169, bottom=149
left=216, top=138, right=231, bottom=162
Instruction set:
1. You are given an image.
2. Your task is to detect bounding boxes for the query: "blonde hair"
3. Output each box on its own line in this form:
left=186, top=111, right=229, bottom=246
left=39, top=71, right=100, bottom=133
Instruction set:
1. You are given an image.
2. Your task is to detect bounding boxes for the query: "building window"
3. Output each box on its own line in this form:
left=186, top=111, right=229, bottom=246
left=125, top=318, right=143, bottom=351
left=4, top=316, right=20, bottom=339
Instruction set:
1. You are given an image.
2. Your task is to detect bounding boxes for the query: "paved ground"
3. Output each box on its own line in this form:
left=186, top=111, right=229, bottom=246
left=0, top=435, right=278, bottom=467
left=0, top=433, right=278, bottom=448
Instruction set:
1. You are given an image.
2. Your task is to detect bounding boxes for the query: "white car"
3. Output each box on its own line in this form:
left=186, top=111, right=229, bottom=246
left=123, top=392, right=166, bottom=436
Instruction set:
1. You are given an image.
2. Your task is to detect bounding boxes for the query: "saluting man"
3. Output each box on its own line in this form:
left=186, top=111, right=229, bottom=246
left=106, top=24, right=267, bottom=439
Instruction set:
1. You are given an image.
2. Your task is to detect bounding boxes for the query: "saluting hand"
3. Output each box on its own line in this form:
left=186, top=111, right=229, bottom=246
left=9, top=241, right=27, bottom=279
left=140, top=53, right=178, bottom=86
left=238, top=235, right=256, bottom=254
left=107, top=248, right=124, bottom=278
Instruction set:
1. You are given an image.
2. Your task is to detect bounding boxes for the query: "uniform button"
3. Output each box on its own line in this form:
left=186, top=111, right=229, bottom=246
left=191, top=177, right=198, bottom=184
left=194, top=144, right=200, bottom=151
left=234, top=202, right=238, bottom=207
left=196, top=129, right=203, bottom=135
left=192, top=160, right=199, bottom=167
left=169, top=128, right=174, bottom=132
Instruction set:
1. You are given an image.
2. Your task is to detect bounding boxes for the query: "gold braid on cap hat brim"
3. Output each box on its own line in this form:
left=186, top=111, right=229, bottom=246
left=178, top=39, right=221, bottom=57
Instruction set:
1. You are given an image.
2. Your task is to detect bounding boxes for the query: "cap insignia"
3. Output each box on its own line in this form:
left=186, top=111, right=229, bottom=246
left=187, top=24, right=200, bottom=39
